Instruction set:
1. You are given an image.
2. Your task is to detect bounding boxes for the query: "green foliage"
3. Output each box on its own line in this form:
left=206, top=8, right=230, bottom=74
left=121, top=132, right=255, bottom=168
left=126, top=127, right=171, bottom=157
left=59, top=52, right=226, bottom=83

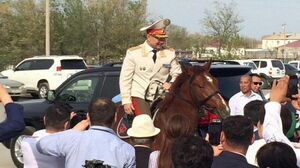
left=202, top=1, right=243, bottom=58
left=0, top=0, right=147, bottom=70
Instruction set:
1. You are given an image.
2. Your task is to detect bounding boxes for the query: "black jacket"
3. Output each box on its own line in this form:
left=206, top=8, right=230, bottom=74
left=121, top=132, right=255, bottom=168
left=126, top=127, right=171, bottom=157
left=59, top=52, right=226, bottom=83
left=212, top=151, right=258, bottom=168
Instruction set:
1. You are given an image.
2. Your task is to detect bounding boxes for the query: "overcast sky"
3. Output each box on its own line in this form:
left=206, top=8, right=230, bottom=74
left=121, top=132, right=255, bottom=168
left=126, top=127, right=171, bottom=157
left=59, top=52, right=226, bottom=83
left=147, top=0, right=300, bottom=40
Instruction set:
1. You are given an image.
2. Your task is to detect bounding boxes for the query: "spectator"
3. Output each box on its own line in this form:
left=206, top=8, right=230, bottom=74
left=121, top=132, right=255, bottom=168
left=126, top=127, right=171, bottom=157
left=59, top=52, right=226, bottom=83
left=172, top=135, right=213, bottom=168
left=249, top=73, right=267, bottom=101
left=260, top=75, right=300, bottom=166
left=211, top=115, right=257, bottom=168
left=229, top=75, right=262, bottom=116
left=244, top=100, right=265, bottom=140
left=244, top=100, right=266, bottom=166
left=127, top=114, right=160, bottom=168
left=148, top=114, right=194, bottom=168
left=0, top=83, right=25, bottom=141
left=21, top=104, right=73, bottom=168
left=256, top=142, right=298, bottom=168
left=37, top=98, right=135, bottom=168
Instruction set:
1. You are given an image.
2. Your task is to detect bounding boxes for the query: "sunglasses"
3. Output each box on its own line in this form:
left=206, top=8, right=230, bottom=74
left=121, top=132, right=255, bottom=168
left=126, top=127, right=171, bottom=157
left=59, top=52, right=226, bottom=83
left=253, top=82, right=263, bottom=86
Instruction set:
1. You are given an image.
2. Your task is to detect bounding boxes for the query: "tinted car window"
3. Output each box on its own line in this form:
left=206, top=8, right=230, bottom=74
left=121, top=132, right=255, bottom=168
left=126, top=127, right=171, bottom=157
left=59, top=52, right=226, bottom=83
left=290, top=63, right=298, bottom=68
left=272, top=60, right=284, bottom=70
left=253, top=61, right=259, bottom=67
left=260, top=61, right=267, bottom=68
left=58, top=76, right=99, bottom=103
left=31, top=59, right=54, bottom=70
left=61, top=59, right=86, bottom=69
left=101, top=75, right=120, bottom=98
left=15, top=61, right=32, bottom=71
left=285, top=64, right=298, bottom=71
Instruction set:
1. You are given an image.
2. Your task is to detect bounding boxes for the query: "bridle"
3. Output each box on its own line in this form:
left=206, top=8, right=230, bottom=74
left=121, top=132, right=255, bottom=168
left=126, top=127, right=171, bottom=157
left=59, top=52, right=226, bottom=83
left=173, top=74, right=220, bottom=114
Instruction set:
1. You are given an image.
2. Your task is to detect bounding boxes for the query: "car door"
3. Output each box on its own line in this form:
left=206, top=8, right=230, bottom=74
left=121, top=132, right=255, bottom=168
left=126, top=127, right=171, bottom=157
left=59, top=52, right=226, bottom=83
left=11, top=60, right=35, bottom=89
left=54, top=73, right=103, bottom=124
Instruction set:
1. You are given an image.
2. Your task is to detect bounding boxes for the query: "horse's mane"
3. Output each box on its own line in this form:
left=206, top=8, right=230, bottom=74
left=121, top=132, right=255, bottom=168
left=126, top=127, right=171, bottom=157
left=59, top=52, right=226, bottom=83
left=158, top=65, right=207, bottom=113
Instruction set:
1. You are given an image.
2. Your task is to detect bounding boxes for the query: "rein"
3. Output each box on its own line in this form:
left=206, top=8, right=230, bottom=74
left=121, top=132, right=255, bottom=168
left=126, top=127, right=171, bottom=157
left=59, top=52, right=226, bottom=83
left=173, top=74, right=220, bottom=115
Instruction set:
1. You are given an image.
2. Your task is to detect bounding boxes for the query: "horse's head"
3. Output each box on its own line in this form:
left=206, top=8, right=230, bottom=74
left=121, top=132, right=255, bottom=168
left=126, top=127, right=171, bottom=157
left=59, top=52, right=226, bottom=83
left=180, top=60, right=229, bottom=119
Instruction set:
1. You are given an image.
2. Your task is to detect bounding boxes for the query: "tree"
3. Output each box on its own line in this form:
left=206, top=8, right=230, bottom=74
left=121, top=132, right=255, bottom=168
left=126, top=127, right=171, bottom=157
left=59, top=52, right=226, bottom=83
left=202, top=1, right=243, bottom=58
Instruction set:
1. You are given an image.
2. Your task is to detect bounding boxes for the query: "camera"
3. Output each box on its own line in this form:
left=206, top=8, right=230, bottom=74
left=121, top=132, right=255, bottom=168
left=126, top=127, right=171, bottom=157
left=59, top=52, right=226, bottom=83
left=208, top=119, right=222, bottom=146
left=82, top=159, right=111, bottom=168
left=287, top=75, right=299, bottom=99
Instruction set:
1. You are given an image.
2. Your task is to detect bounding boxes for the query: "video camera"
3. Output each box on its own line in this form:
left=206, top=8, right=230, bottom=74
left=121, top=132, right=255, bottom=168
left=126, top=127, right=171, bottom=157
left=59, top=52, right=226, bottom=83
left=82, top=159, right=111, bottom=168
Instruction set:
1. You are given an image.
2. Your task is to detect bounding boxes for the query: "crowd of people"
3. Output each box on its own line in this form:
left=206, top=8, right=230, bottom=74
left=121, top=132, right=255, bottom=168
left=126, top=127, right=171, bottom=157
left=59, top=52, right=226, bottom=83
left=2, top=18, right=300, bottom=168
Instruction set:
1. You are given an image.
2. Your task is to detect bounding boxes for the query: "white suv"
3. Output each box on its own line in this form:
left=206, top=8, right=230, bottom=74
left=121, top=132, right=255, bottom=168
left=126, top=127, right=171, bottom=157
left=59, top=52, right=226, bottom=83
left=229, top=60, right=258, bottom=73
left=1, top=55, right=87, bottom=98
left=251, top=59, right=285, bottom=88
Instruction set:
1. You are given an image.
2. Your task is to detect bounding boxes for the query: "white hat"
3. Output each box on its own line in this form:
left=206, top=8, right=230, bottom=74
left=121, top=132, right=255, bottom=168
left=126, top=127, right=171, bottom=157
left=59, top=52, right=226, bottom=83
left=127, top=114, right=160, bottom=138
left=140, top=19, right=171, bottom=38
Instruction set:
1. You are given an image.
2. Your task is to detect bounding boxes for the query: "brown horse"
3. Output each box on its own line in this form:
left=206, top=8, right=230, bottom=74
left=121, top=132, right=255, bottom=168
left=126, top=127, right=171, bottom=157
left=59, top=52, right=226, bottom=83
left=113, top=60, right=229, bottom=149
left=152, top=60, right=229, bottom=149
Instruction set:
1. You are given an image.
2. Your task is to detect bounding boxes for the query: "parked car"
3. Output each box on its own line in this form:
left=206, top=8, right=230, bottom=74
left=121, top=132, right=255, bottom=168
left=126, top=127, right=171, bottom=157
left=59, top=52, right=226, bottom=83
left=0, top=73, right=24, bottom=101
left=228, top=60, right=258, bottom=73
left=4, top=61, right=251, bottom=167
left=284, top=63, right=300, bottom=76
left=1, top=55, right=87, bottom=98
left=288, top=60, right=300, bottom=70
left=251, top=59, right=285, bottom=89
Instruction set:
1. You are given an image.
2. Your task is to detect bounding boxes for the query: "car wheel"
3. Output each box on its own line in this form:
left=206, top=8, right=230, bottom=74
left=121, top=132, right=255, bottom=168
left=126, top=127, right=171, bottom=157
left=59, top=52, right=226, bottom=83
left=38, top=82, right=49, bottom=99
left=10, top=126, right=36, bottom=168
left=12, top=96, right=19, bottom=101
left=261, top=77, right=269, bottom=89
left=30, top=93, right=39, bottom=98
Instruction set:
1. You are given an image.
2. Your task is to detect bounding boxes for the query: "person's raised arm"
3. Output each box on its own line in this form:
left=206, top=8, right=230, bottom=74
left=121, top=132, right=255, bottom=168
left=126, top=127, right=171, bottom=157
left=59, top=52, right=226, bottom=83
left=0, top=84, right=13, bottom=106
left=0, top=84, right=25, bottom=141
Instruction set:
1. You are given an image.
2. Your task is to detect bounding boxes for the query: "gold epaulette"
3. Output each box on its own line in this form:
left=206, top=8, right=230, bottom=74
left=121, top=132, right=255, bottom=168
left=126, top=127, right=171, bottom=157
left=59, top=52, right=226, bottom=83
left=164, top=47, right=175, bottom=52
left=128, top=45, right=142, bottom=52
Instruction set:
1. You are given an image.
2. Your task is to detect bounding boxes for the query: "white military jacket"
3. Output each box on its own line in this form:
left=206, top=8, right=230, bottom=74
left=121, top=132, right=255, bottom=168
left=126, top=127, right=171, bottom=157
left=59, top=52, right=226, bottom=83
left=120, top=42, right=182, bottom=105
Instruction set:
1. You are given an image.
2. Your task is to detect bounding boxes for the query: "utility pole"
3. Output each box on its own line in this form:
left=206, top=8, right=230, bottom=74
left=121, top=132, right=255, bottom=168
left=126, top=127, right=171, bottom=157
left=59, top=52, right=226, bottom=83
left=45, top=0, right=50, bottom=56
left=282, top=23, right=286, bottom=62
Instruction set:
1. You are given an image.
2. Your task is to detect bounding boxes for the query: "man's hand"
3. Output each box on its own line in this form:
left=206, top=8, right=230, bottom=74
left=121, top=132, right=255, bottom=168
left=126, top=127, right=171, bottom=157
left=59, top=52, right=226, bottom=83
left=291, top=84, right=300, bottom=110
left=72, top=119, right=90, bottom=131
left=124, top=103, right=134, bottom=115
left=162, top=82, right=171, bottom=90
left=269, top=75, right=289, bottom=103
left=0, top=84, right=13, bottom=105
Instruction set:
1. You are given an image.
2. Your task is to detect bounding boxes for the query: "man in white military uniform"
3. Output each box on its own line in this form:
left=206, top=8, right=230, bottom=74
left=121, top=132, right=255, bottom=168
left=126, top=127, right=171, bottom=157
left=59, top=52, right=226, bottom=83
left=120, top=18, right=181, bottom=115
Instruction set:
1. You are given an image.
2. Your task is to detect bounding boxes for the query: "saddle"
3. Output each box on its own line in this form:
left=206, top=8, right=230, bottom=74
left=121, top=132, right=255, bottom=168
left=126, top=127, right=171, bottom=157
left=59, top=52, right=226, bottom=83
left=116, top=98, right=162, bottom=139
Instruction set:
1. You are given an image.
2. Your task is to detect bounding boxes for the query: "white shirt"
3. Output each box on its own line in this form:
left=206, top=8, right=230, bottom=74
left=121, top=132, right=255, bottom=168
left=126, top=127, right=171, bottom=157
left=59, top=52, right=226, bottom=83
left=21, top=129, right=65, bottom=168
left=264, top=102, right=300, bottom=167
left=246, top=139, right=266, bottom=166
left=229, top=91, right=262, bottom=116
left=148, top=150, right=160, bottom=168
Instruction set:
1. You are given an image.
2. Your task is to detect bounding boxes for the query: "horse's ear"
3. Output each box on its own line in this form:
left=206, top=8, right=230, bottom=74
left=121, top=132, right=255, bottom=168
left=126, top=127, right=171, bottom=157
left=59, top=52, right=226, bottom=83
left=180, top=61, right=192, bottom=75
left=203, top=59, right=212, bottom=71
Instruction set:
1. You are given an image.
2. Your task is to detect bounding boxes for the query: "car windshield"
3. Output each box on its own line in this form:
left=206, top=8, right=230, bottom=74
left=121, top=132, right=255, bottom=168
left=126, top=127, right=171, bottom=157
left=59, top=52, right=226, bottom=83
left=61, top=59, right=86, bottom=69
left=243, top=62, right=257, bottom=70
left=271, top=60, right=284, bottom=70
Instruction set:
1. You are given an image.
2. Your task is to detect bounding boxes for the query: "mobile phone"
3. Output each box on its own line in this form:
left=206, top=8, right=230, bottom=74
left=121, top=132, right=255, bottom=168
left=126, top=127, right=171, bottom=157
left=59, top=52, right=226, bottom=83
left=287, top=75, right=299, bottom=99
left=208, top=119, right=222, bottom=145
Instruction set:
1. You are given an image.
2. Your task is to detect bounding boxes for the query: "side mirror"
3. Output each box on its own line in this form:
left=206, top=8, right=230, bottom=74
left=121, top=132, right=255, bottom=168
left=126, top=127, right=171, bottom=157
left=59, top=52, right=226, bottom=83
left=46, top=90, right=55, bottom=101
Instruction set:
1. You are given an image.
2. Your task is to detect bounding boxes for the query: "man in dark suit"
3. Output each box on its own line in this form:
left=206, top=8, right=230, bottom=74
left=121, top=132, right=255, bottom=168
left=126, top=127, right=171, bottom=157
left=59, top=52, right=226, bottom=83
left=212, top=115, right=257, bottom=168
left=127, top=114, right=160, bottom=168
left=0, top=84, right=25, bottom=141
